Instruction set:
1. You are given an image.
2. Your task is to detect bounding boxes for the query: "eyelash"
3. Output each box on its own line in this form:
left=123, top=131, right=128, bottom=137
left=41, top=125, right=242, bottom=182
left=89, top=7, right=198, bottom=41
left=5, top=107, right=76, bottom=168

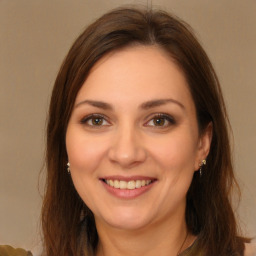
left=80, top=113, right=175, bottom=128
left=145, top=113, right=176, bottom=128
left=80, top=114, right=110, bottom=127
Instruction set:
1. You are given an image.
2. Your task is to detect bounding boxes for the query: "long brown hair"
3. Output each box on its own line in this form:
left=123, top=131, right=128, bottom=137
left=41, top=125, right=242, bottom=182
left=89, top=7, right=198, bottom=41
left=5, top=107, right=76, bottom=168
left=42, top=6, right=248, bottom=256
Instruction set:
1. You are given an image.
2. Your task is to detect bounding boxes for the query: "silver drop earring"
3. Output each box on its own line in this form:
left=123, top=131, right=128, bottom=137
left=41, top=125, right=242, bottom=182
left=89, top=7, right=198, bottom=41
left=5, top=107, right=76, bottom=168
left=67, top=162, right=70, bottom=173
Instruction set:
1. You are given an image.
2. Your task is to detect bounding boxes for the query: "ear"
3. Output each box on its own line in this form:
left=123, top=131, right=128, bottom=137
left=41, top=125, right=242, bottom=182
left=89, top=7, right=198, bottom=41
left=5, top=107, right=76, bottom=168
left=194, top=122, right=213, bottom=171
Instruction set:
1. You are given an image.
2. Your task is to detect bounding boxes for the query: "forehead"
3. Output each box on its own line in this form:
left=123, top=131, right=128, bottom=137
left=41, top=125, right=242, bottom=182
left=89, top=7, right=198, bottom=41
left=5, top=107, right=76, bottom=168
left=75, top=45, right=193, bottom=109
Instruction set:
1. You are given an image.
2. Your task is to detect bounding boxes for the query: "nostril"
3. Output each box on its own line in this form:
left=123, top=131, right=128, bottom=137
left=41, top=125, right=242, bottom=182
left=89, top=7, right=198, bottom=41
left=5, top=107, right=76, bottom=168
left=108, top=144, right=147, bottom=168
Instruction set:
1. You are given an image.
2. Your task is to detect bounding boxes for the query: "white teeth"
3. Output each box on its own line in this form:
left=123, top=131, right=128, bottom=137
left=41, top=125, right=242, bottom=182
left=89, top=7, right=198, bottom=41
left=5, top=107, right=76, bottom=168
left=135, top=180, right=142, bottom=188
left=114, top=180, right=120, bottom=189
left=119, top=180, right=126, bottom=189
left=127, top=181, right=135, bottom=190
left=105, top=179, right=152, bottom=189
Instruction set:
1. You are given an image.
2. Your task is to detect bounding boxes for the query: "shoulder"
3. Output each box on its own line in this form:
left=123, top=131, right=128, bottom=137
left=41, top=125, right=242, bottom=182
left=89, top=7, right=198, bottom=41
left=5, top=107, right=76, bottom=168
left=0, top=245, right=33, bottom=256
left=244, top=242, right=256, bottom=256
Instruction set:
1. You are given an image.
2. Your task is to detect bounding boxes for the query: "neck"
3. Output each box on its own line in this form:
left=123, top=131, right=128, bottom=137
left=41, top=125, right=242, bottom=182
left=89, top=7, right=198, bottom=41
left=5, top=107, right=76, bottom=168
left=95, top=214, right=194, bottom=256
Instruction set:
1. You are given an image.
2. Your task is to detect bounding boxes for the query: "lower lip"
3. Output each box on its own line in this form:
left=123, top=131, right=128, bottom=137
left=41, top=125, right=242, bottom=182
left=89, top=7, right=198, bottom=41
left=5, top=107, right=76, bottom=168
left=101, top=180, right=156, bottom=199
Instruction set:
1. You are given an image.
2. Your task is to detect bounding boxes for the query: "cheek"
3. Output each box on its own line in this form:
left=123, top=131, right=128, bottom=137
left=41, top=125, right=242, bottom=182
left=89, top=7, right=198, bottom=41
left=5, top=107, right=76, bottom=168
left=65, top=129, right=109, bottom=209
left=149, top=132, right=198, bottom=172
left=66, top=128, right=107, bottom=174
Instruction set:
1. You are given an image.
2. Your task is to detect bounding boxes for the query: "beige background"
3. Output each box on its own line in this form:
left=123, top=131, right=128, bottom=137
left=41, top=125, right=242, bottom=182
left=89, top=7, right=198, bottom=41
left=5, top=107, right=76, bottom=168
left=0, top=0, right=255, bottom=253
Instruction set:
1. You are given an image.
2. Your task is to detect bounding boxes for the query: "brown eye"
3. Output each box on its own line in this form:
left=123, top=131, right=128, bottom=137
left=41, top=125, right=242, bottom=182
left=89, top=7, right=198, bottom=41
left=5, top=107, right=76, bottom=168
left=80, top=114, right=110, bottom=127
left=91, top=117, right=103, bottom=126
left=153, top=117, right=166, bottom=126
left=146, top=114, right=175, bottom=128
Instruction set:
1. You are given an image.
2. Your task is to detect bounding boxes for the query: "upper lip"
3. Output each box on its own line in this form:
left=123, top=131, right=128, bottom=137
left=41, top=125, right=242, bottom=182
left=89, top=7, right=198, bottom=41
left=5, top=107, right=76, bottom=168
left=100, top=175, right=157, bottom=182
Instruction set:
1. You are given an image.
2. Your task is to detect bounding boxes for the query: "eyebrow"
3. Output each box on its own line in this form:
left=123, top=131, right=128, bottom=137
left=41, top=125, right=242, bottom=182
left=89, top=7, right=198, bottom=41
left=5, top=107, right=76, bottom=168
left=75, top=100, right=113, bottom=110
left=140, top=99, right=185, bottom=110
left=75, top=98, right=184, bottom=110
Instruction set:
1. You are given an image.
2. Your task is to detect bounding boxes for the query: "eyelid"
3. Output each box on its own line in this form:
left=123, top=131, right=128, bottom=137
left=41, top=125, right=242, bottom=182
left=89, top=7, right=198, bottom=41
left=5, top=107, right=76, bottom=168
left=144, top=113, right=176, bottom=127
left=80, top=113, right=111, bottom=126
left=79, top=112, right=175, bottom=128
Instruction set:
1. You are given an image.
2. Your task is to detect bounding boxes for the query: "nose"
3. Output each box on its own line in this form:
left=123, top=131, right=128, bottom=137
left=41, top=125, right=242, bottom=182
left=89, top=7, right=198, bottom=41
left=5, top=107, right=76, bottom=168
left=108, top=124, right=147, bottom=168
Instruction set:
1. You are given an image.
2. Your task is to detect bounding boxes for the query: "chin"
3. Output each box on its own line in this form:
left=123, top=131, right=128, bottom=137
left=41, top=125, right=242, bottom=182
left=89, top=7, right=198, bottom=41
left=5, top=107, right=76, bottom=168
left=108, top=218, right=149, bottom=231
left=97, top=208, right=153, bottom=231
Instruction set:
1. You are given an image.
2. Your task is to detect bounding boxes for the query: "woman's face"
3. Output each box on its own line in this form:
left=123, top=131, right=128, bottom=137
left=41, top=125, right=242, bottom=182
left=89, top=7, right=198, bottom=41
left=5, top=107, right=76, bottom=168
left=66, top=45, right=211, bottom=230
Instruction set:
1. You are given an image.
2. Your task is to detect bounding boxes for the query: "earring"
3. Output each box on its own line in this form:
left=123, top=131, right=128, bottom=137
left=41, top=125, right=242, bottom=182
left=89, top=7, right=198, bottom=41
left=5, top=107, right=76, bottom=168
left=199, top=159, right=206, bottom=177
left=67, top=162, right=70, bottom=173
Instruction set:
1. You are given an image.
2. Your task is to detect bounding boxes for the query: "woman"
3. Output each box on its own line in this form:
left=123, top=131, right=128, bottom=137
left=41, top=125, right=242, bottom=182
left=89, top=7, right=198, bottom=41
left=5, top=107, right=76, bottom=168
left=41, top=6, right=254, bottom=256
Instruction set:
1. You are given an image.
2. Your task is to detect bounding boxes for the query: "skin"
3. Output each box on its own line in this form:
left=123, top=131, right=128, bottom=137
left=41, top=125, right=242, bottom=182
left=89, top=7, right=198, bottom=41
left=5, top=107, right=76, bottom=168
left=66, top=45, right=212, bottom=256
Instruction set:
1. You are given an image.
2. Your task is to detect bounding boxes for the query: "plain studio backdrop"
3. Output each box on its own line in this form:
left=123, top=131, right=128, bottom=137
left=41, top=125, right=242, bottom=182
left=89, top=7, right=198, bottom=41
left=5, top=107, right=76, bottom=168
left=0, top=0, right=255, bottom=253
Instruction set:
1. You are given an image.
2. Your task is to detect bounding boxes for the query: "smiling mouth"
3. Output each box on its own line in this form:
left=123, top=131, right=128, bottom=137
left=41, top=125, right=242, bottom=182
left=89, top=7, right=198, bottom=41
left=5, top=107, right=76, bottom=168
left=102, top=179, right=155, bottom=190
